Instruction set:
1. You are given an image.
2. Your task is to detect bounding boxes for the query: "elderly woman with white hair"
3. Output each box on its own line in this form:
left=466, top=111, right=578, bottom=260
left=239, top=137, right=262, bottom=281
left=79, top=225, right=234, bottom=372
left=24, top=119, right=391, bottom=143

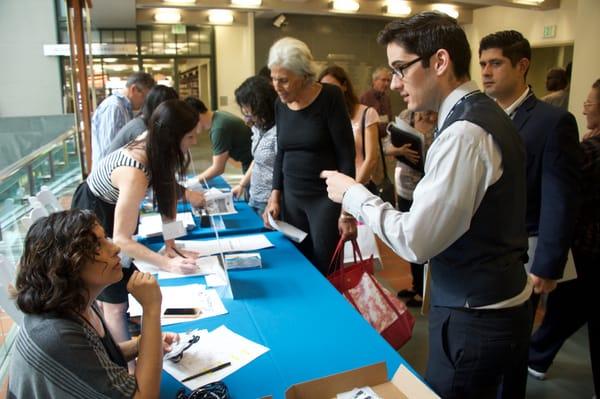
left=263, top=37, right=357, bottom=275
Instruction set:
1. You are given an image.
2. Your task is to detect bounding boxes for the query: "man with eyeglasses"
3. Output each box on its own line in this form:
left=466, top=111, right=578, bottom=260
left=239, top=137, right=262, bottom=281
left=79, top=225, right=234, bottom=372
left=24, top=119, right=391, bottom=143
left=322, top=11, right=532, bottom=398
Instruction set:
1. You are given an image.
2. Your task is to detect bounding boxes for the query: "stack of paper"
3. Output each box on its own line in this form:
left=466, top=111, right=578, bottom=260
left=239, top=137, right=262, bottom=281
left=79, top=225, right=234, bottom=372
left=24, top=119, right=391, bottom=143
left=138, top=212, right=196, bottom=238
left=204, top=188, right=237, bottom=216
left=128, top=284, right=227, bottom=325
left=135, top=255, right=222, bottom=280
left=163, top=325, right=270, bottom=390
left=174, top=234, right=274, bottom=256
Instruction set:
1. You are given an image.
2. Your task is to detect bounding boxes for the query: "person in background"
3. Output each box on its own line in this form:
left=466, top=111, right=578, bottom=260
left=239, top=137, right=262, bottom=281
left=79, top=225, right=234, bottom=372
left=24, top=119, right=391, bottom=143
left=232, top=76, right=278, bottom=215
left=92, top=72, right=155, bottom=167
left=106, top=85, right=178, bottom=154
left=107, top=86, right=204, bottom=208
left=360, top=66, right=393, bottom=138
left=541, top=67, right=569, bottom=109
left=387, top=110, right=437, bottom=307
left=318, top=65, right=381, bottom=191
left=264, top=37, right=357, bottom=275
left=10, top=209, right=173, bottom=399
left=479, top=31, right=581, bottom=307
left=72, top=100, right=200, bottom=346
left=527, top=79, right=600, bottom=398
left=188, top=97, right=253, bottom=183
left=322, top=12, right=532, bottom=398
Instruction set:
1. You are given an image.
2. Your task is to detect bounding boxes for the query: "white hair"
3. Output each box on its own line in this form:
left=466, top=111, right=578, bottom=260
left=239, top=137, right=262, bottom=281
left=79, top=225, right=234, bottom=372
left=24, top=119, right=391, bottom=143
left=372, top=66, right=391, bottom=82
left=267, top=37, right=317, bottom=80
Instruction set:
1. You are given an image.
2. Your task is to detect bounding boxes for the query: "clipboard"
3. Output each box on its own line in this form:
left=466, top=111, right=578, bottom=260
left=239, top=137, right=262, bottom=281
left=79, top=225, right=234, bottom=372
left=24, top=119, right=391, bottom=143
left=387, top=121, right=425, bottom=172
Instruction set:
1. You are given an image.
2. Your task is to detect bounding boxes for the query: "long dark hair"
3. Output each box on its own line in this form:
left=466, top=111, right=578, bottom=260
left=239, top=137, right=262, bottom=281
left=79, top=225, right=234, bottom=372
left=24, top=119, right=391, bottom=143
left=141, top=85, right=179, bottom=126
left=15, top=209, right=100, bottom=315
left=317, top=65, right=359, bottom=117
left=146, top=99, right=198, bottom=218
left=234, top=76, right=277, bottom=131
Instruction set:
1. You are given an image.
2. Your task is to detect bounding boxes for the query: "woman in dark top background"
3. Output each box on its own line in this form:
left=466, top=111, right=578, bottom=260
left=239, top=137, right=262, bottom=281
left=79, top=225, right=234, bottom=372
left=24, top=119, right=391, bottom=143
left=264, top=37, right=357, bottom=274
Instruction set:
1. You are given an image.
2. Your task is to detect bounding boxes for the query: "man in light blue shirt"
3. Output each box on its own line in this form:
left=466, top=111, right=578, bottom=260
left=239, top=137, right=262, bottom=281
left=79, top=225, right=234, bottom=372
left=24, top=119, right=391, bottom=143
left=91, top=72, right=155, bottom=168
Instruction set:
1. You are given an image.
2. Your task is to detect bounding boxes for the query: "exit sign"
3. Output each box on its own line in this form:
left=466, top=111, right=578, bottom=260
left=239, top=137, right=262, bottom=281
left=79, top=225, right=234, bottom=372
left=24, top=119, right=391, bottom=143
left=543, top=25, right=556, bottom=38
left=172, top=24, right=186, bottom=35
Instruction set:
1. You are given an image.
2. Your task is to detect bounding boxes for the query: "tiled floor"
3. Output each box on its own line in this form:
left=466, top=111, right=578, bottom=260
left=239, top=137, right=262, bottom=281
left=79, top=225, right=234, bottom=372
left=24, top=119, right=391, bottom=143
left=374, top=239, right=595, bottom=399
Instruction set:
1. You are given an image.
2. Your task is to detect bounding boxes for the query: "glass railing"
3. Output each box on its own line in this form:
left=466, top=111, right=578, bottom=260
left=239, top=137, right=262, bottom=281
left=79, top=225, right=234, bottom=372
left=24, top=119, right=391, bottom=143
left=0, top=114, right=82, bottom=383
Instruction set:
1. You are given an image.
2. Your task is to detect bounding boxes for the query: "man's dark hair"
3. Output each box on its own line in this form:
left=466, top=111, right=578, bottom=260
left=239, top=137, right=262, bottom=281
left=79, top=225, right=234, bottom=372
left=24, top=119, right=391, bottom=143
left=126, top=71, right=156, bottom=91
left=234, top=76, right=277, bottom=131
left=141, top=85, right=179, bottom=126
left=184, top=96, right=208, bottom=114
left=545, top=68, right=568, bottom=91
left=15, top=210, right=100, bottom=316
left=479, top=30, right=531, bottom=69
left=377, top=11, right=471, bottom=80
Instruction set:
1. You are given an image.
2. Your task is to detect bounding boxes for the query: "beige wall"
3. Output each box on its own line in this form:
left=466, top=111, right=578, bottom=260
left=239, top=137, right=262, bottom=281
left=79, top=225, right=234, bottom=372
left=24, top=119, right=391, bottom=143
left=464, top=0, right=600, bottom=135
left=0, top=0, right=62, bottom=117
left=570, top=0, right=600, bottom=134
left=214, top=15, right=255, bottom=117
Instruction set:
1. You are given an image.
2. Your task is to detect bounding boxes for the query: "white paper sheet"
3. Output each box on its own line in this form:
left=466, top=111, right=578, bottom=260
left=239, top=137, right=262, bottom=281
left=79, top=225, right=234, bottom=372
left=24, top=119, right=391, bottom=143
left=163, top=325, right=270, bottom=390
left=138, top=212, right=196, bottom=238
left=174, top=234, right=274, bottom=256
left=128, top=284, right=227, bottom=325
left=134, top=255, right=222, bottom=280
left=204, top=188, right=237, bottom=216
left=267, top=213, right=307, bottom=243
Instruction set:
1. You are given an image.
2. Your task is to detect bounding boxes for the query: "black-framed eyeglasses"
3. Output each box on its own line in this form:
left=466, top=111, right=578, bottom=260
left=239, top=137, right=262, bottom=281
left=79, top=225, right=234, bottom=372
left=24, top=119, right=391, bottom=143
left=170, top=335, right=200, bottom=363
left=391, top=57, right=423, bottom=79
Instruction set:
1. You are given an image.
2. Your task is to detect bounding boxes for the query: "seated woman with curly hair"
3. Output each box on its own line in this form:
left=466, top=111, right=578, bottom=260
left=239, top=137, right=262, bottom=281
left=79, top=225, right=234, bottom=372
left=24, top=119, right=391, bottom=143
left=9, top=209, right=175, bottom=399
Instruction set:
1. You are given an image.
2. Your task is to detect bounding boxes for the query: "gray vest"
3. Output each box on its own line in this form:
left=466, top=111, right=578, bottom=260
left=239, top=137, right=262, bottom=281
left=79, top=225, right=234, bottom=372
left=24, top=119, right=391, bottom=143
left=430, top=91, right=528, bottom=308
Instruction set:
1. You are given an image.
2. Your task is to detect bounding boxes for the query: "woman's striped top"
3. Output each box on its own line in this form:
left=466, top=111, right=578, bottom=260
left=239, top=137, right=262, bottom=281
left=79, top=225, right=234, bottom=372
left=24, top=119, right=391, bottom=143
left=87, top=149, right=150, bottom=204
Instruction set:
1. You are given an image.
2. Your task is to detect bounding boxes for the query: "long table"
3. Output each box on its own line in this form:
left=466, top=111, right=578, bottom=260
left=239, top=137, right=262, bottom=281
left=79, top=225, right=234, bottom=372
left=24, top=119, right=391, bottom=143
left=152, top=231, right=416, bottom=398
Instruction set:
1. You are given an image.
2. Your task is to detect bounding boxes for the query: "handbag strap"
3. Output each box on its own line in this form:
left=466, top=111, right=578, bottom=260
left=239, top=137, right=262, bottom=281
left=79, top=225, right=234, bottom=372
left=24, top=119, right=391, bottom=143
left=360, top=106, right=368, bottom=159
left=327, top=238, right=365, bottom=277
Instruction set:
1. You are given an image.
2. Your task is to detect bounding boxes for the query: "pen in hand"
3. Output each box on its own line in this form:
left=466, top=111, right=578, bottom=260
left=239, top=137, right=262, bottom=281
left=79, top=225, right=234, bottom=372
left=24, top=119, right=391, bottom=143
left=172, top=246, right=187, bottom=259
left=181, top=362, right=232, bottom=382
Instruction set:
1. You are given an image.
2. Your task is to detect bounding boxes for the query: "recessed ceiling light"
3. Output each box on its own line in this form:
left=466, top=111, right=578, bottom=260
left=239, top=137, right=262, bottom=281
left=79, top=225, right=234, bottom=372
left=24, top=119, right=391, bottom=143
left=231, top=0, right=262, bottom=6
left=432, top=4, right=459, bottom=19
left=208, top=9, right=234, bottom=25
left=103, top=57, right=118, bottom=63
left=162, top=0, right=196, bottom=4
left=384, top=0, right=411, bottom=16
left=331, top=0, right=360, bottom=13
left=154, top=8, right=182, bottom=23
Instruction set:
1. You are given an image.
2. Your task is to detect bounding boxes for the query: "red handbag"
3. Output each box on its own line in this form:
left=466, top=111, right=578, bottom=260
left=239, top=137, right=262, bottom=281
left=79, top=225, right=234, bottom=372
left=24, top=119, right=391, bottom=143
left=328, top=238, right=415, bottom=350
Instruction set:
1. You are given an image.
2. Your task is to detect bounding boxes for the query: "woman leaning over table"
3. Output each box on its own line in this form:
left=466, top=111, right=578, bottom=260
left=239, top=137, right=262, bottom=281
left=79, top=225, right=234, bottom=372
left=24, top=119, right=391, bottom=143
left=9, top=209, right=177, bottom=399
left=71, top=99, right=199, bottom=346
left=232, top=75, right=279, bottom=216
left=263, top=37, right=357, bottom=275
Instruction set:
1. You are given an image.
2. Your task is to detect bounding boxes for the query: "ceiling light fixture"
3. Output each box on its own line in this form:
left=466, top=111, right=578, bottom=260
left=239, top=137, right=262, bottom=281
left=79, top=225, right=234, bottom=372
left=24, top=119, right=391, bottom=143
left=384, top=0, right=411, bottom=16
left=208, top=9, right=234, bottom=25
left=432, top=4, right=459, bottom=19
left=162, top=0, right=196, bottom=4
left=154, top=8, right=182, bottom=23
left=330, top=0, right=360, bottom=13
left=231, top=0, right=262, bottom=7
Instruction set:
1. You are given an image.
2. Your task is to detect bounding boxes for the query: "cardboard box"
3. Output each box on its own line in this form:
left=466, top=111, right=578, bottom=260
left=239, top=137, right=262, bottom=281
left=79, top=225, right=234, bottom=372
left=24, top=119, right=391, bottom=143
left=263, top=362, right=439, bottom=399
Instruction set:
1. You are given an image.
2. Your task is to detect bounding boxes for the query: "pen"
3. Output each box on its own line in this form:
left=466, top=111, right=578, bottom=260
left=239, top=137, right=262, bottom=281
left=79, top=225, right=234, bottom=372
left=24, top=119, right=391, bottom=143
left=172, top=247, right=187, bottom=259
left=181, top=362, right=232, bottom=382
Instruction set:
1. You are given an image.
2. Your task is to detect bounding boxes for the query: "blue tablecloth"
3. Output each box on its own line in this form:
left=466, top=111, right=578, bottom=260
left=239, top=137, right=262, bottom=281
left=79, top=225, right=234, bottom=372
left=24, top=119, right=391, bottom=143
left=156, top=231, right=415, bottom=399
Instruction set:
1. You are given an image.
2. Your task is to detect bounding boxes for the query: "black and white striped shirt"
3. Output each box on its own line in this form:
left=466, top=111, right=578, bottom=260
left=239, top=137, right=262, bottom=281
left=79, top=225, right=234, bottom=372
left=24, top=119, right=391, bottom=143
left=87, top=149, right=149, bottom=204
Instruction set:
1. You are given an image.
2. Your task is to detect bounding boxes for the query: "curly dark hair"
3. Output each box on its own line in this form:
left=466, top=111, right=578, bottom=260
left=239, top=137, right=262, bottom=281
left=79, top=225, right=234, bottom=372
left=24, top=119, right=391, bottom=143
left=15, top=209, right=100, bottom=315
left=234, top=76, right=277, bottom=131
left=377, top=11, right=471, bottom=80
